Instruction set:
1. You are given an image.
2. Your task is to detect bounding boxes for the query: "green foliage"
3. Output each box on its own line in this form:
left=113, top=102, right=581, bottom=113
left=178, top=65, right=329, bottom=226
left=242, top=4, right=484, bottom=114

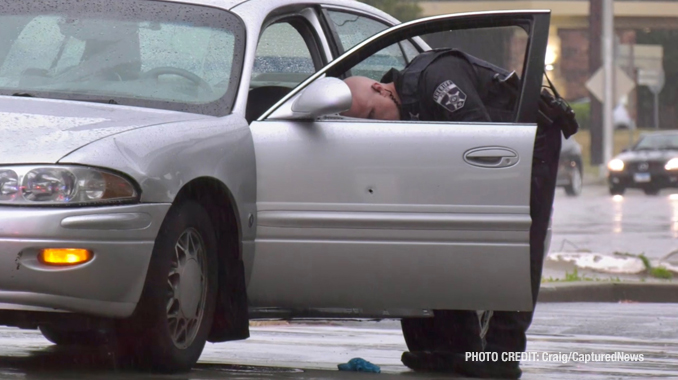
left=570, top=101, right=590, bottom=130
left=358, top=0, right=422, bottom=22
left=564, top=267, right=583, bottom=282
left=650, top=267, right=674, bottom=280
left=619, top=252, right=673, bottom=280
left=638, top=254, right=652, bottom=271
left=541, top=267, right=622, bottom=283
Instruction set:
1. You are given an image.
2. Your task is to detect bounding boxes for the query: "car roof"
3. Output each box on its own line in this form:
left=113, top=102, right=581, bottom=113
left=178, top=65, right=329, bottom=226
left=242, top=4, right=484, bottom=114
left=160, top=0, right=243, bottom=10
left=161, top=0, right=400, bottom=24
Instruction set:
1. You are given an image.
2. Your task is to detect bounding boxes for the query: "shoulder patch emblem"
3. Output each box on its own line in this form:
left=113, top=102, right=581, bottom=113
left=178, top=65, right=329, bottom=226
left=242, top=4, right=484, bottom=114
left=433, top=80, right=467, bottom=113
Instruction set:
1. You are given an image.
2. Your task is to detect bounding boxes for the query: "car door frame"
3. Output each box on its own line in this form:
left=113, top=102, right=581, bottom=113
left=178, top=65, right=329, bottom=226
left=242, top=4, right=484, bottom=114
left=248, top=11, right=550, bottom=316
left=261, top=10, right=549, bottom=124
left=317, top=5, right=426, bottom=74
left=230, top=2, right=336, bottom=117
left=253, top=12, right=329, bottom=78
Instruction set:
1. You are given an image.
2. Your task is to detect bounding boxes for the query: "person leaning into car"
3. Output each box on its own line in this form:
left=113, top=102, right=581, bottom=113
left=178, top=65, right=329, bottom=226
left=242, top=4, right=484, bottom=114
left=341, top=49, right=563, bottom=380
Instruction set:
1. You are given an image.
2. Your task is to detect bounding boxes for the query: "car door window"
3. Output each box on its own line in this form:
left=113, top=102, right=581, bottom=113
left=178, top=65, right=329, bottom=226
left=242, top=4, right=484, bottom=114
left=325, top=10, right=413, bottom=80
left=400, top=38, right=420, bottom=62
left=424, top=26, right=528, bottom=80
left=334, top=24, right=530, bottom=122
left=252, top=22, right=316, bottom=88
left=265, top=12, right=548, bottom=125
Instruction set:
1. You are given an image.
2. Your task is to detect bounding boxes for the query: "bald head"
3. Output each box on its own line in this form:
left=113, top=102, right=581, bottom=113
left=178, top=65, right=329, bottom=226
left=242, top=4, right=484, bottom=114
left=342, top=76, right=401, bottom=120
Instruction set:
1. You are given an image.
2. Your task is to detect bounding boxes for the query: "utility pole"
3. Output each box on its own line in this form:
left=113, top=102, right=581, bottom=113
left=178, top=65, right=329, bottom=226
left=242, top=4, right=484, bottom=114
left=628, top=42, right=635, bottom=146
left=602, top=0, right=615, bottom=176
left=589, top=0, right=603, bottom=167
left=654, top=91, right=660, bottom=129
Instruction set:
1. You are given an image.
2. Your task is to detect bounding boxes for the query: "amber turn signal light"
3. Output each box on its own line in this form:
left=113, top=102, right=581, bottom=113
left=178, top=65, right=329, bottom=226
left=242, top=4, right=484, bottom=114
left=39, top=249, right=93, bottom=266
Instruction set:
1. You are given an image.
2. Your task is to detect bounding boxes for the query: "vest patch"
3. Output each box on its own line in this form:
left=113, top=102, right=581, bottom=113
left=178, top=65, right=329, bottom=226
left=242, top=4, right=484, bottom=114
left=433, top=80, right=466, bottom=113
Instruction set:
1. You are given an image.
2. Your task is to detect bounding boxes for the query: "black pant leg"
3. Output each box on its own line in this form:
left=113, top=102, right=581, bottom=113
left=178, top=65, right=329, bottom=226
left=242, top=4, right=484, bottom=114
left=433, top=310, right=483, bottom=352
left=485, top=125, right=562, bottom=354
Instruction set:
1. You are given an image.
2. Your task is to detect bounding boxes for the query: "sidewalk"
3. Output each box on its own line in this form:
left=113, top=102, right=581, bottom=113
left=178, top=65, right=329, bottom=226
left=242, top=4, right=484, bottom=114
left=540, top=253, right=678, bottom=303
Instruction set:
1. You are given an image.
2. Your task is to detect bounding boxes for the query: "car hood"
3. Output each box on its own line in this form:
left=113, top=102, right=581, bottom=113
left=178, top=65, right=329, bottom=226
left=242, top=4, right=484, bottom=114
left=0, top=96, right=206, bottom=164
left=617, top=149, right=678, bottom=162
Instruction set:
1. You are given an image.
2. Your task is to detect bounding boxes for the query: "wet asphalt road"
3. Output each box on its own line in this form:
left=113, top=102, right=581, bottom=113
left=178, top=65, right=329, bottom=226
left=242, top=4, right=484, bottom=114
left=550, top=184, right=678, bottom=261
left=0, top=303, right=676, bottom=379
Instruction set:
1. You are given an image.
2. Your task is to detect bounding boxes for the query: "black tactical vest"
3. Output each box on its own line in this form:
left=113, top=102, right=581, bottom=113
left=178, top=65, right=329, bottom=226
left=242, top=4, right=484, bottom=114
left=396, top=48, right=520, bottom=123
left=393, top=48, right=578, bottom=139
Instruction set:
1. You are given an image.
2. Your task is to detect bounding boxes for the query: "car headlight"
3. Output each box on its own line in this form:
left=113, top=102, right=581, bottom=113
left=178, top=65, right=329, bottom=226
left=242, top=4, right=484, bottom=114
left=666, top=158, right=678, bottom=170
left=0, top=166, right=138, bottom=205
left=608, top=159, right=625, bottom=172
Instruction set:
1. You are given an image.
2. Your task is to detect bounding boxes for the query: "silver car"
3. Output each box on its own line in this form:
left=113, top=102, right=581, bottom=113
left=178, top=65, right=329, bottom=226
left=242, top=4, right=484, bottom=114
left=0, top=0, right=550, bottom=372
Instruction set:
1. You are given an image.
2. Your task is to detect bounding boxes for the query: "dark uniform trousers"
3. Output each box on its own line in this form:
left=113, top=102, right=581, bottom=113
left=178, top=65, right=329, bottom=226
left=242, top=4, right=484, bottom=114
left=486, top=119, right=562, bottom=354
left=386, top=49, right=563, bottom=356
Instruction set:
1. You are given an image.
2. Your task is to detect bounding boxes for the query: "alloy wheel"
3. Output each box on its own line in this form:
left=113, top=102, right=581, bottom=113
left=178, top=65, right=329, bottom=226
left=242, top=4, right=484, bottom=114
left=166, top=228, right=208, bottom=349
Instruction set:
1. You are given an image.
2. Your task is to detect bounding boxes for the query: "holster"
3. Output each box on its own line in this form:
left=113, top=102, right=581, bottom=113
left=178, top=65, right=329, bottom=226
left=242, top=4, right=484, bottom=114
left=537, top=90, right=579, bottom=139
left=494, top=73, right=579, bottom=139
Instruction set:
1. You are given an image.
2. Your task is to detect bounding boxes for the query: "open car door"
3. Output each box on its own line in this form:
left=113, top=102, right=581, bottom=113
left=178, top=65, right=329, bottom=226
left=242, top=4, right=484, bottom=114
left=248, top=10, right=550, bottom=314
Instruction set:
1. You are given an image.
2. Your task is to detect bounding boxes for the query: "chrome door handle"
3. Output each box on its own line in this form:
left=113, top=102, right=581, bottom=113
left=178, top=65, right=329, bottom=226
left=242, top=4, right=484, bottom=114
left=463, top=147, right=519, bottom=168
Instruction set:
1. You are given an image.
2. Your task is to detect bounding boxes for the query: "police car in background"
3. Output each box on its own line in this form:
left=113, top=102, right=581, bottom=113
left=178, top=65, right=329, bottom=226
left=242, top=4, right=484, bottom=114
left=608, top=131, right=678, bottom=195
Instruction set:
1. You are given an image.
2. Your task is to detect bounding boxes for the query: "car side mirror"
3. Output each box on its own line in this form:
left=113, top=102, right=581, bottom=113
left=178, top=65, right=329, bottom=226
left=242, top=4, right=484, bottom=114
left=268, top=77, right=352, bottom=120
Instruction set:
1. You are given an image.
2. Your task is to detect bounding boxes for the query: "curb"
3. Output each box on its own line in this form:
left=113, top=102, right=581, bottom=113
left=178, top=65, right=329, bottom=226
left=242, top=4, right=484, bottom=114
left=538, top=282, right=678, bottom=303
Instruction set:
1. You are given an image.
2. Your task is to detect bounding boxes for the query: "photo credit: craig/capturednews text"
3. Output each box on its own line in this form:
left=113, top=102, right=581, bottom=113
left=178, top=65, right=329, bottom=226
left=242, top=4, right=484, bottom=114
left=465, top=352, right=645, bottom=364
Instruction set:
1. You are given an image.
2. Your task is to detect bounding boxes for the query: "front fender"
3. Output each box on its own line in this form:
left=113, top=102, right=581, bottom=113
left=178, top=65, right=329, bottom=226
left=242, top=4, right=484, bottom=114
left=58, top=114, right=256, bottom=243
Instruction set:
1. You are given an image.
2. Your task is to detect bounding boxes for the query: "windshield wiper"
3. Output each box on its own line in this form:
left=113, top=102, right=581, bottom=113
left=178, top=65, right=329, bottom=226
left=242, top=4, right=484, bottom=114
left=12, top=92, right=35, bottom=97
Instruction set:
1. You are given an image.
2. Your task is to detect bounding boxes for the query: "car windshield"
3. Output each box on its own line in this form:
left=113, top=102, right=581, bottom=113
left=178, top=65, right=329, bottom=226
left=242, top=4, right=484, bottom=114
left=0, top=0, right=244, bottom=116
left=633, top=135, right=678, bottom=151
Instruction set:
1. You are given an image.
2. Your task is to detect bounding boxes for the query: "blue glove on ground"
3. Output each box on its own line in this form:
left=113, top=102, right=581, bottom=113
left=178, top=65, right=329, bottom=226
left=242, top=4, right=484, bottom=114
left=337, top=358, right=381, bottom=373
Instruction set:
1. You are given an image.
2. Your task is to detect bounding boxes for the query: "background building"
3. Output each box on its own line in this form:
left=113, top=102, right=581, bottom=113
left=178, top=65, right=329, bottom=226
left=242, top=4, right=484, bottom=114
left=418, top=0, right=678, bottom=129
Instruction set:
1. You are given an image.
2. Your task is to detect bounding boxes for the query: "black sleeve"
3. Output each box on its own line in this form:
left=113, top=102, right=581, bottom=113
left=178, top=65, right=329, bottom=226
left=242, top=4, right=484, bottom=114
left=420, top=56, right=491, bottom=123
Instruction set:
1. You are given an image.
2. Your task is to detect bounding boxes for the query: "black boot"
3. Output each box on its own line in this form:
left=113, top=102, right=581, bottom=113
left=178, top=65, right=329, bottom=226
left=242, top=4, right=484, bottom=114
left=401, top=351, right=460, bottom=372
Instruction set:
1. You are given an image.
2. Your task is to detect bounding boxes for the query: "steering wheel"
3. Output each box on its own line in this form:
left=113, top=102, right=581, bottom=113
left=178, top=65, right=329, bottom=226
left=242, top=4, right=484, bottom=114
left=141, top=67, right=213, bottom=95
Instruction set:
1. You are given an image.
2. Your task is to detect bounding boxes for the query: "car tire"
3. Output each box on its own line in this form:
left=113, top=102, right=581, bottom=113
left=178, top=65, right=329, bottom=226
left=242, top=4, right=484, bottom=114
left=564, top=166, right=583, bottom=196
left=609, top=185, right=625, bottom=196
left=39, top=325, right=111, bottom=346
left=119, top=200, right=218, bottom=373
left=643, top=187, right=660, bottom=196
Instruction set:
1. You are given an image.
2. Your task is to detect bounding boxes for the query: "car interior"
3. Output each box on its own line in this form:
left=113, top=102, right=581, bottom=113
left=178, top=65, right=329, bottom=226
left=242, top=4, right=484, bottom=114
left=245, top=18, right=323, bottom=123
